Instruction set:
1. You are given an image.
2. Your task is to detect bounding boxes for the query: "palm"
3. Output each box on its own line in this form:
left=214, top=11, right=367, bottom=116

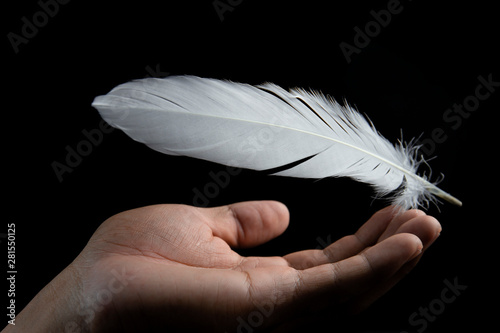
left=73, top=201, right=440, bottom=332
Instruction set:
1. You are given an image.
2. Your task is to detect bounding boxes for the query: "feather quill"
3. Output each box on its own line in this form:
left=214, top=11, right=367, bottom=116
left=92, top=75, right=461, bottom=210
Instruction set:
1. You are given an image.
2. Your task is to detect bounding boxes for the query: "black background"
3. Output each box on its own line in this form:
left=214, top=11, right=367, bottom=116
left=4, top=0, right=498, bottom=331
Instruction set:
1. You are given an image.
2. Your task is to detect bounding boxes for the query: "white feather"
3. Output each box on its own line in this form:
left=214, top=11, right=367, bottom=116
left=92, top=75, right=461, bottom=210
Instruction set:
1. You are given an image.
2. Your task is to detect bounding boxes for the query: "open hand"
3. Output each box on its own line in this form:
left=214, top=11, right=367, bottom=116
left=6, top=201, right=441, bottom=332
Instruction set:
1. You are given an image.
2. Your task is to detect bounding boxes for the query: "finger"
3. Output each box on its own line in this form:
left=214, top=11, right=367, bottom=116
left=345, top=253, right=423, bottom=314
left=345, top=216, right=441, bottom=313
left=391, top=215, right=441, bottom=250
left=377, top=209, right=427, bottom=242
left=204, top=200, right=289, bottom=248
left=284, top=206, right=397, bottom=269
left=291, top=233, right=423, bottom=312
left=354, top=205, right=400, bottom=246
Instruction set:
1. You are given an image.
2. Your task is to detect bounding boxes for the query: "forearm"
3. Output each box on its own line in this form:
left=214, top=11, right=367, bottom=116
left=1, top=265, right=85, bottom=333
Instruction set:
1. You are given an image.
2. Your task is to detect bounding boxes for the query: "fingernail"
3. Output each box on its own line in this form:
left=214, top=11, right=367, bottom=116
left=410, top=247, right=423, bottom=260
left=435, top=229, right=441, bottom=240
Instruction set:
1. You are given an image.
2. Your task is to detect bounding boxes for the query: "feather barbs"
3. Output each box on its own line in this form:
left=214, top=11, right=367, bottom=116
left=92, top=75, right=461, bottom=210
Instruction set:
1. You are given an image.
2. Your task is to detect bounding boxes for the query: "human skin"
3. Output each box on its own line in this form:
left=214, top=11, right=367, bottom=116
left=2, top=201, right=441, bottom=332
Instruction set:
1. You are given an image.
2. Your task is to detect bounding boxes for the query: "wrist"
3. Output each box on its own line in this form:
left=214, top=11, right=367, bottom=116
left=2, top=264, right=86, bottom=333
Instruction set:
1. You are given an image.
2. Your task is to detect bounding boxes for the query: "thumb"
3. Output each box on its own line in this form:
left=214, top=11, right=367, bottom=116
left=204, top=200, right=289, bottom=248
